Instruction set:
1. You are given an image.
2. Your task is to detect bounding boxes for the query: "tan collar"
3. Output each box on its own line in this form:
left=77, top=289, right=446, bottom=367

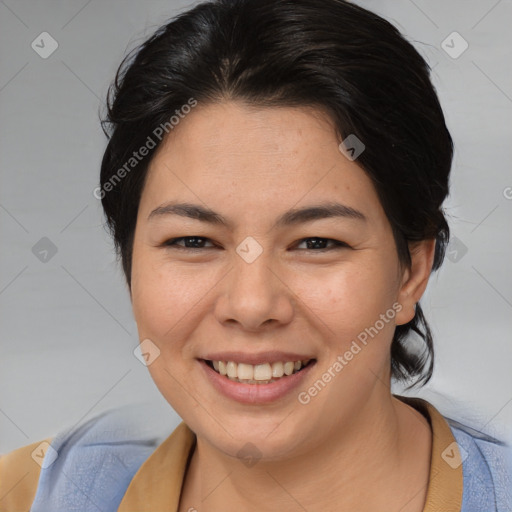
left=118, top=421, right=196, bottom=511
left=396, top=395, right=463, bottom=511
left=118, top=396, right=463, bottom=511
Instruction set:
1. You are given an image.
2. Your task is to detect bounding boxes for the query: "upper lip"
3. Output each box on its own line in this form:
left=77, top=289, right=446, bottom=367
left=201, top=351, right=315, bottom=366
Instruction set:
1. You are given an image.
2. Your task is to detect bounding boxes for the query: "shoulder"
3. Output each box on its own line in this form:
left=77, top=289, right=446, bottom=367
left=0, top=437, right=52, bottom=512
left=397, top=394, right=512, bottom=511
left=0, top=403, right=178, bottom=512
left=446, top=417, right=512, bottom=511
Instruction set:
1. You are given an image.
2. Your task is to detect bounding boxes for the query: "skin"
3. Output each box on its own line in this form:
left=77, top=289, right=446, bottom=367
left=130, top=101, right=435, bottom=512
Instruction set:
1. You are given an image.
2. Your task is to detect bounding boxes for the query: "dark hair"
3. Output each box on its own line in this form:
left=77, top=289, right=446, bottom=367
left=100, top=0, right=453, bottom=389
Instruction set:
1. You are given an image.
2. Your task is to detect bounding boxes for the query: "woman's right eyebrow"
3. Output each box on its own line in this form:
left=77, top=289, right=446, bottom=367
left=148, top=201, right=226, bottom=225
left=147, top=201, right=367, bottom=230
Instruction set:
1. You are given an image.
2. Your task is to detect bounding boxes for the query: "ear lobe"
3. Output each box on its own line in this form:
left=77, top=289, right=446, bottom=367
left=395, top=239, right=436, bottom=326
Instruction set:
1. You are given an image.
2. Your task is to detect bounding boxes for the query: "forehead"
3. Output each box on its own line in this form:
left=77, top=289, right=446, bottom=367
left=139, top=101, right=386, bottom=227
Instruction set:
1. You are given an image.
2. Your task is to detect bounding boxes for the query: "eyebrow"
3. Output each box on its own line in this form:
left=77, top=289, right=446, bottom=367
left=147, top=201, right=366, bottom=229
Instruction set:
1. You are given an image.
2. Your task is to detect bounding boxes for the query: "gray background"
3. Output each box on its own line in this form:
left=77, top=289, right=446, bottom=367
left=1, top=0, right=511, bottom=454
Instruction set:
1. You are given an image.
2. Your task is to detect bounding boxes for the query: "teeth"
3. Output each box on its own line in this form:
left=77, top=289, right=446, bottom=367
left=272, top=361, right=284, bottom=378
left=283, top=361, right=294, bottom=375
left=254, top=363, right=272, bottom=381
left=226, top=361, right=237, bottom=378
left=237, top=363, right=254, bottom=380
left=209, top=359, right=311, bottom=382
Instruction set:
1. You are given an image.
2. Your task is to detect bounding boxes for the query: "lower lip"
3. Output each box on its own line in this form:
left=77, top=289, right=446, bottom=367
left=199, top=359, right=316, bottom=404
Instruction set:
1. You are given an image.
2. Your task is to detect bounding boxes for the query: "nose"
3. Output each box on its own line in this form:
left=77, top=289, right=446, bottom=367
left=214, top=251, right=294, bottom=332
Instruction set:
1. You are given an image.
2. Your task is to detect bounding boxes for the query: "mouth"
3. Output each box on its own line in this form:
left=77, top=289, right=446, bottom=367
left=203, top=358, right=316, bottom=384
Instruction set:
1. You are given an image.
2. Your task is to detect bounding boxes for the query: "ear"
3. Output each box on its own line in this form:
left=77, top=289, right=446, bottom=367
left=395, top=239, right=436, bottom=326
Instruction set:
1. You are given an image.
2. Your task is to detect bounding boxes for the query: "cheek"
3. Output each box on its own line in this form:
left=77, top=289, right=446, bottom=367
left=294, top=262, right=398, bottom=332
left=131, top=251, right=212, bottom=344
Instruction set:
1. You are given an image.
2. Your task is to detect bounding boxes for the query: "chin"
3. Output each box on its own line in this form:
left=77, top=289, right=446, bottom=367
left=197, top=412, right=315, bottom=461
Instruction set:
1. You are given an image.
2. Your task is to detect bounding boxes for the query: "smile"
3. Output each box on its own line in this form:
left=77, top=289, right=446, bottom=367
left=205, top=359, right=313, bottom=384
left=199, top=352, right=317, bottom=404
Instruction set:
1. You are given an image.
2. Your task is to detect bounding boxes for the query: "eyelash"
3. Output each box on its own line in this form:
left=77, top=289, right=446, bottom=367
left=161, top=236, right=350, bottom=252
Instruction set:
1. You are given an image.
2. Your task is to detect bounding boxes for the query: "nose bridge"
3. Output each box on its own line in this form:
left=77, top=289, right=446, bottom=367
left=232, top=247, right=275, bottom=305
left=218, top=244, right=292, bottom=330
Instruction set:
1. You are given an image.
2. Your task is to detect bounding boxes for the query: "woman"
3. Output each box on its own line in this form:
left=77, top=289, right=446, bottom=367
left=1, top=0, right=510, bottom=510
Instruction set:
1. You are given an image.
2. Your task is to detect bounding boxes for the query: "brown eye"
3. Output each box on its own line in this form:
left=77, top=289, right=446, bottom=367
left=163, top=237, right=216, bottom=250
left=296, top=237, right=350, bottom=251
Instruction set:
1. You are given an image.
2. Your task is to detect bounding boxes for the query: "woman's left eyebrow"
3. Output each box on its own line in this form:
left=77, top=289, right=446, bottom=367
left=275, top=202, right=367, bottom=228
left=147, top=201, right=367, bottom=229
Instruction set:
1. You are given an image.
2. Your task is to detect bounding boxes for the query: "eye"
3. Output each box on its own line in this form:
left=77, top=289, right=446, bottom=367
left=162, top=236, right=217, bottom=250
left=161, top=236, right=350, bottom=252
left=295, top=237, right=350, bottom=251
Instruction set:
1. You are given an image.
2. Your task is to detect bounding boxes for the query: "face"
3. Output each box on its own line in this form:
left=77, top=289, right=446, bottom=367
left=130, top=101, right=419, bottom=461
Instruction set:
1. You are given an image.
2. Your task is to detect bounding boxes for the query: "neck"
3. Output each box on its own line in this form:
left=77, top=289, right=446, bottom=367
left=180, top=391, right=431, bottom=512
